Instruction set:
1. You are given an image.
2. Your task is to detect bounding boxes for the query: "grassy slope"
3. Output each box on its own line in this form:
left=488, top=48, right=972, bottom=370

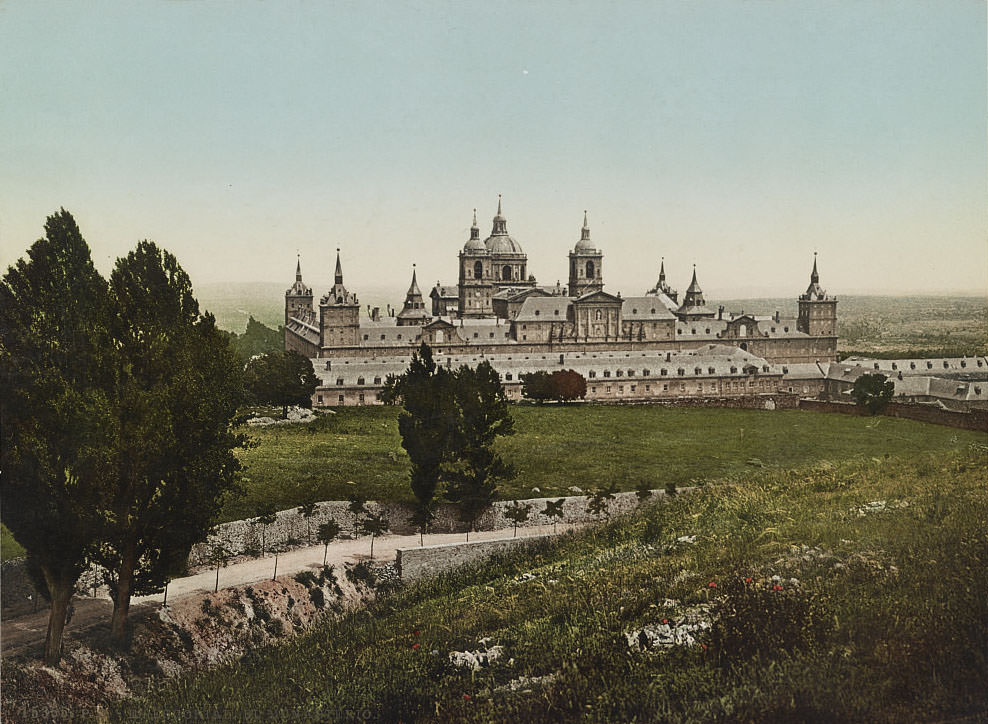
left=114, top=444, right=988, bottom=723
left=225, top=405, right=985, bottom=521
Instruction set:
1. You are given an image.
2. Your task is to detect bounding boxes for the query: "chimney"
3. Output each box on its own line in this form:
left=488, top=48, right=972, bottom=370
left=666, top=352, right=671, bottom=362
left=774, top=310, right=781, bottom=323
left=371, top=307, right=381, bottom=322
left=718, top=305, right=724, bottom=320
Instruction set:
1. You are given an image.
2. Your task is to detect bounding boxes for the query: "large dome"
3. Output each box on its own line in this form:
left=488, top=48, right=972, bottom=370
left=485, top=234, right=524, bottom=254
left=574, top=237, right=596, bottom=252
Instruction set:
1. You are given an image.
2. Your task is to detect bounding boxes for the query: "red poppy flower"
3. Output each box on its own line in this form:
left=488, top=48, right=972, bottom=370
left=744, top=577, right=752, bottom=583
left=708, top=581, right=717, bottom=588
left=412, top=643, right=420, bottom=650
left=662, top=618, right=669, bottom=624
left=413, top=630, right=420, bottom=636
left=773, top=584, right=783, bottom=591
left=463, top=694, right=471, bottom=701
left=701, top=643, right=708, bottom=650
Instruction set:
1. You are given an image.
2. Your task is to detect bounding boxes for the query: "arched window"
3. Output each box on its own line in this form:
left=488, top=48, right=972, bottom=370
left=586, top=260, right=595, bottom=278
left=595, top=309, right=602, bottom=321
left=473, top=261, right=483, bottom=279
left=502, top=264, right=511, bottom=281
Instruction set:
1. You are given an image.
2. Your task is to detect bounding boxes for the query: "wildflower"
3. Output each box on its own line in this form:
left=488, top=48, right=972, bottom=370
left=412, top=643, right=420, bottom=650
left=463, top=694, right=471, bottom=701
left=744, top=577, right=752, bottom=583
left=700, top=643, right=708, bottom=650
left=413, top=630, right=420, bottom=636
left=708, top=581, right=717, bottom=588
left=773, top=584, right=783, bottom=591
left=661, top=618, right=669, bottom=624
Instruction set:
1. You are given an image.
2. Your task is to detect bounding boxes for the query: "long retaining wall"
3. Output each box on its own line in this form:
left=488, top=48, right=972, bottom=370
left=396, top=535, right=553, bottom=581
left=2, top=488, right=676, bottom=619
left=799, top=399, right=988, bottom=432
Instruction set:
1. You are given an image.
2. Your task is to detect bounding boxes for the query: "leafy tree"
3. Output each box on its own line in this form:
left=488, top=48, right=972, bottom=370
left=255, top=502, right=278, bottom=556
left=360, top=513, right=390, bottom=559
left=409, top=505, right=436, bottom=547
left=851, top=373, right=895, bottom=415
left=586, top=484, right=617, bottom=521
left=318, top=520, right=341, bottom=566
left=635, top=482, right=653, bottom=502
left=520, top=371, right=553, bottom=403
left=0, top=209, right=118, bottom=665
left=549, top=369, right=587, bottom=402
left=383, top=344, right=457, bottom=543
left=96, top=241, right=245, bottom=645
left=298, top=496, right=320, bottom=545
left=504, top=501, right=532, bottom=537
left=444, top=361, right=516, bottom=538
left=210, top=542, right=231, bottom=593
left=230, top=316, right=283, bottom=361
left=542, top=498, right=566, bottom=534
left=244, top=350, right=319, bottom=418
left=347, top=495, right=368, bottom=539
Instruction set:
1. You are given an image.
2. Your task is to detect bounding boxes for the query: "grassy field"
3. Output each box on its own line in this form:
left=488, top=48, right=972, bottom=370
left=224, top=405, right=986, bottom=521
left=112, top=444, right=988, bottom=723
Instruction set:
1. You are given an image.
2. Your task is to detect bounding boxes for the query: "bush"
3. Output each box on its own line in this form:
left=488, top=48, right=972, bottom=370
left=309, top=587, right=325, bottom=609
left=710, top=575, right=833, bottom=663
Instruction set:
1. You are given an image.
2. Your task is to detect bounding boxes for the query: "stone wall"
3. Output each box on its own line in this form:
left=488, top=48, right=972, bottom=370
left=2, top=488, right=678, bottom=619
left=396, top=535, right=553, bottom=580
left=798, top=399, right=988, bottom=432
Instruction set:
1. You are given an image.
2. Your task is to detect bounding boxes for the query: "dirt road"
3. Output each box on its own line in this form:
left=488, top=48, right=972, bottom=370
left=1, top=523, right=575, bottom=659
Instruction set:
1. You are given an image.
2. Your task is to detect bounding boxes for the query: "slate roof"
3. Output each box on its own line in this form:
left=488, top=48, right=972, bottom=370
left=622, top=296, right=676, bottom=321
left=514, top=296, right=575, bottom=322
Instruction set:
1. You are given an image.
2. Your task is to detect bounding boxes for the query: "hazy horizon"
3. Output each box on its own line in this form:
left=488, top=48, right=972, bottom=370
left=2, top=1, right=985, bottom=298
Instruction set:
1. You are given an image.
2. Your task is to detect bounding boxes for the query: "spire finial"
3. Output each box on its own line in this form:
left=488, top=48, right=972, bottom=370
left=472, top=208, right=478, bottom=226
left=295, top=252, right=302, bottom=281
left=497, top=194, right=502, bottom=215
left=811, top=252, right=819, bottom=283
left=334, top=249, right=343, bottom=285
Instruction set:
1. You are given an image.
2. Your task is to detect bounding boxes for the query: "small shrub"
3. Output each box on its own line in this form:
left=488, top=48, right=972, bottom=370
left=309, top=587, right=326, bottom=609
left=710, top=576, right=833, bottom=663
left=664, top=481, right=677, bottom=497
left=294, top=570, right=319, bottom=588
left=265, top=618, right=286, bottom=637
left=345, top=561, right=378, bottom=588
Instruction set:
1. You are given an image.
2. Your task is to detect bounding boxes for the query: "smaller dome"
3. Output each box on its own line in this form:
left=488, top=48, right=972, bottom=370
left=574, top=238, right=596, bottom=252
left=464, top=237, right=486, bottom=252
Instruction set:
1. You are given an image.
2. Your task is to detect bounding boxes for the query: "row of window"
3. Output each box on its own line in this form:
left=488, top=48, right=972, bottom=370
left=880, top=359, right=983, bottom=371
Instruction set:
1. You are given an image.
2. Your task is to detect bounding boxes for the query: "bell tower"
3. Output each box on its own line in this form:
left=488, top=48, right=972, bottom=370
left=567, top=210, right=603, bottom=297
left=285, top=254, right=313, bottom=326
left=797, top=253, right=838, bottom=337
left=319, top=249, right=360, bottom=349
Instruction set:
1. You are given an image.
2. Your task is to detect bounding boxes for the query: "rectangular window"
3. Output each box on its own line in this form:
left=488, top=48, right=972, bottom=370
left=338, top=394, right=344, bottom=403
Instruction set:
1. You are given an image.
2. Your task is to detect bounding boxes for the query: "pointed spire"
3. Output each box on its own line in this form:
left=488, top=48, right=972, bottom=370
left=334, top=248, right=343, bottom=285
left=811, top=252, right=819, bottom=284
left=659, top=256, right=665, bottom=284
left=491, top=195, right=508, bottom=235
left=580, top=210, right=590, bottom=241
left=296, top=253, right=302, bottom=282
left=406, top=264, right=421, bottom=296
left=470, top=208, right=480, bottom=240
left=686, top=264, right=703, bottom=295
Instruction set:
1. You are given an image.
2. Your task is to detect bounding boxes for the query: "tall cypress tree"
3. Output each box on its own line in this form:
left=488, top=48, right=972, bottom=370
left=98, top=241, right=245, bottom=645
left=0, top=210, right=118, bottom=665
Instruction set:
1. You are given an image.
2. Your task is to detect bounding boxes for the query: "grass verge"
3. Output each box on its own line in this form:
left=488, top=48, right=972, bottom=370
left=113, top=444, right=988, bottom=723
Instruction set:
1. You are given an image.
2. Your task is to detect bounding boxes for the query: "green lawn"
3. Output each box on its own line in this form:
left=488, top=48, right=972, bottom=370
left=111, top=444, right=988, bottom=723
left=225, top=404, right=986, bottom=521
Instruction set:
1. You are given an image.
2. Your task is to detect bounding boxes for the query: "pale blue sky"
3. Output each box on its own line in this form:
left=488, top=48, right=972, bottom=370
left=1, top=0, right=985, bottom=299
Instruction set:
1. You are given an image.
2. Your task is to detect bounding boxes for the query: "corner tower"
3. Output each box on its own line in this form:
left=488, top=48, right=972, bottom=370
left=568, top=211, right=603, bottom=297
left=319, top=249, right=360, bottom=348
left=797, top=253, right=837, bottom=336
left=285, top=255, right=313, bottom=326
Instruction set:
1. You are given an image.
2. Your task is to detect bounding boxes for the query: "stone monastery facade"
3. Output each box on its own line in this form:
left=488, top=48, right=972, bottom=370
left=284, top=198, right=839, bottom=406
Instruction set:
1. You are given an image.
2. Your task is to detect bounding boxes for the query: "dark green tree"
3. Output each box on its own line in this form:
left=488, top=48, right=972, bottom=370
left=444, top=361, right=516, bottom=538
left=297, top=496, right=320, bottom=545
left=635, top=482, right=653, bottom=502
left=318, top=520, right=341, bottom=566
left=97, top=241, right=246, bottom=645
left=360, top=513, right=390, bottom=559
left=520, top=370, right=553, bottom=403
left=244, top=350, right=319, bottom=418
left=851, top=373, right=895, bottom=415
left=504, top=500, right=532, bottom=537
left=230, top=316, right=284, bottom=361
left=255, top=502, right=278, bottom=556
left=347, top=495, right=368, bottom=539
left=382, top=343, right=457, bottom=541
left=0, top=210, right=118, bottom=665
left=586, top=483, right=617, bottom=521
left=542, top=498, right=566, bottom=534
